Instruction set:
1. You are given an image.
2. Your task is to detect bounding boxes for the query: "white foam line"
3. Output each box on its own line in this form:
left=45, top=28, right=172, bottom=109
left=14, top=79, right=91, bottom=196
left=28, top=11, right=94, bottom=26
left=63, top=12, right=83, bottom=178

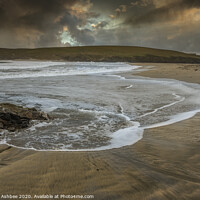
left=79, top=108, right=132, bottom=123
left=118, top=104, right=131, bottom=121
left=28, top=121, right=52, bottom=131
left=105, top=74, right=126, bottom=80
left=0, top=61, right=66, bottom=70
left=0, top=63, right=142, bottom=79
left=1, top=63, right=200, bottom=152
left=143, top=109, right=200, bottom=129
left=118, top=104, right=124, bottom=114
left=126, top=85, right=133, bottom=89
left=139, top=93, right=185, bottom=118
left=1, top=108, right=200, bottom=152
left=0, top=137, right=8, bottom=145
left=2, top=122, right=144, bottom=152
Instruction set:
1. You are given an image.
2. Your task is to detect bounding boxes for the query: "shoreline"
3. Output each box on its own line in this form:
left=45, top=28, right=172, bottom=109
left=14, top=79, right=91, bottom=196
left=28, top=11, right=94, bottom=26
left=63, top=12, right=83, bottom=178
left=0, top=63, right=200, bottom=199
left=133, top=62, right=200, bottom=84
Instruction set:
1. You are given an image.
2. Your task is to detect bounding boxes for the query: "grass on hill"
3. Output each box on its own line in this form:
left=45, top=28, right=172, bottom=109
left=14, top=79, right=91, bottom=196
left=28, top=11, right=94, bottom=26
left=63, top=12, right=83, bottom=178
left=0, top=46, right=200, bottom=63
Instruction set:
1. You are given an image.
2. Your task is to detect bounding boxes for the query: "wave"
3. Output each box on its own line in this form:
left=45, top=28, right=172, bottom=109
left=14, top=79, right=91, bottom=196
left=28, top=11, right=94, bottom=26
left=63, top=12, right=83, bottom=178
left=0, top=61, right=200, bottom=151
left=0, top=61, right=141, bottom=79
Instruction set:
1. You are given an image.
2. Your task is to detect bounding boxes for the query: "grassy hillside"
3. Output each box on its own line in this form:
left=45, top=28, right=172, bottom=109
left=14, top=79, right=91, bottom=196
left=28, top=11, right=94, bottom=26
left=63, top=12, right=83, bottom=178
left=0, top=46, right=200, bottom=63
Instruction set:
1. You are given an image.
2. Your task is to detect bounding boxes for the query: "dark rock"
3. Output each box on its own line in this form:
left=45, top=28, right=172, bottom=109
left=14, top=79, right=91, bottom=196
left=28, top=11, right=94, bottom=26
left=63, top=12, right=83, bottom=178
left=7, top=126, right=16, bottom=132
left=0, top=112, right=30, bottom=131
left=0, top=103, right=49, bottom=131
left=0, top=121, right=4, bottom=129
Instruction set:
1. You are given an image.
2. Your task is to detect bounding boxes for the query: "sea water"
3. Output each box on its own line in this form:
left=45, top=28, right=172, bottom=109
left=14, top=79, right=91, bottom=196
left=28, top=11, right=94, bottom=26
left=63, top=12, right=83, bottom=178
left=0, top=61, right=200, bottom=151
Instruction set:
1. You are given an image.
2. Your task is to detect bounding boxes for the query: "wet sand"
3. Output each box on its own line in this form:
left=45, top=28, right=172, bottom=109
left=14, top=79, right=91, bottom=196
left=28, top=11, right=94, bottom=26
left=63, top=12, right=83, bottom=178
left=134, top=63, right=200, bottom=84
left=0, top=63, right=200, bottom=200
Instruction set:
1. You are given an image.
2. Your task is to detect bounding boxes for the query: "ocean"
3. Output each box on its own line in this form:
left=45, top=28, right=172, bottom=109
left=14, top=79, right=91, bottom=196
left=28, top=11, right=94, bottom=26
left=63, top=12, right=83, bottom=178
left=0, top=61, right=200, bottom=151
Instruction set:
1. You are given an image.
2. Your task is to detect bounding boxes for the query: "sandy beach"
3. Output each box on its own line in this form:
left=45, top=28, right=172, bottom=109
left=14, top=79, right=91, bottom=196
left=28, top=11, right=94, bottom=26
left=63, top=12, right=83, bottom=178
left=0, top=63, right=200, bottom=200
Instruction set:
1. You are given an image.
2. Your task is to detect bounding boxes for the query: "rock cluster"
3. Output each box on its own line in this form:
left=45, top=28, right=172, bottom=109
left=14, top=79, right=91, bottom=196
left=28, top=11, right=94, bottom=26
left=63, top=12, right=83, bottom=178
left=0, top=103, right=49, bottom=131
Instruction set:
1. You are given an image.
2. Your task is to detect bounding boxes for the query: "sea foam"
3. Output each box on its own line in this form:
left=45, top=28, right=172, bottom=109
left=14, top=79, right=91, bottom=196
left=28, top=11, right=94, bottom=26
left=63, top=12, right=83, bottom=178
left=0, top=61, right=200, bottom=151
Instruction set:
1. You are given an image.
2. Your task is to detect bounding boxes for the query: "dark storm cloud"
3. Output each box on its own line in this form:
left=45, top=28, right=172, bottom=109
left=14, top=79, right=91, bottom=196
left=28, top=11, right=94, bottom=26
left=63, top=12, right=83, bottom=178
left=0, top=0, right=199, bottom=54
left=91, top=21, right=108, bottom=29
left=60, top=13, right=95, bottom=45
left=0, top=0, right=95, bottom=47
left=0, top=0, right=74, bottom=28
left=126, top=0, right=200, bottom=26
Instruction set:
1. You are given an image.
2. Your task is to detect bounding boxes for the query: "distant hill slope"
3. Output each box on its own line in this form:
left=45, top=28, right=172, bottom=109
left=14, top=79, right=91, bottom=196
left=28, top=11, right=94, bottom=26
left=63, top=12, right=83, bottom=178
left=0, top=46, right=200, bottom=63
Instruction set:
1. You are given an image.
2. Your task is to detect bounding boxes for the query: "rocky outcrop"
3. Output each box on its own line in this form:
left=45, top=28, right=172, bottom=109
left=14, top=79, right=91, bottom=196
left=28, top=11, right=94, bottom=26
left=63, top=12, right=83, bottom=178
left=0, top=103, right=49, bottom=131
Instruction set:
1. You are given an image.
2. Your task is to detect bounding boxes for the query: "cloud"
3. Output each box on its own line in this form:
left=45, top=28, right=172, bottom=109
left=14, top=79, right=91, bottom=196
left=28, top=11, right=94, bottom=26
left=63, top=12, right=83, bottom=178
left=115, top=8, right=121, bottom=17
left=0, top=0, right=199, bottom=54
left=91, top=21, right=108, bottom=29
left=131, top=0, right=151, bottom=7
left=59, top=11, right=95, bottom=45
left=126, top=0, right=200, bottom=26
left=0, top=0, right=95, bottom=48
left=114, top=4, right=128, bottom=17
left=109, top=14, right=116, bottom=19
left=120, top=5, right=127, bottom=12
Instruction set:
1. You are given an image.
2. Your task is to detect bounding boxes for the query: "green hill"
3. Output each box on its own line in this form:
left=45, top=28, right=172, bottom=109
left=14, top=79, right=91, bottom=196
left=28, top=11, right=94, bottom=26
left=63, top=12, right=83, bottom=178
left=0, top=46, right=200, bottom=63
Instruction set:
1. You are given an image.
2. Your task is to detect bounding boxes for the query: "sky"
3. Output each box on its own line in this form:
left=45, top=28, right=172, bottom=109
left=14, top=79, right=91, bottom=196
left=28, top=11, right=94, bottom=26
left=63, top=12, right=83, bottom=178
left=0, top=0, right=200, bottom=53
